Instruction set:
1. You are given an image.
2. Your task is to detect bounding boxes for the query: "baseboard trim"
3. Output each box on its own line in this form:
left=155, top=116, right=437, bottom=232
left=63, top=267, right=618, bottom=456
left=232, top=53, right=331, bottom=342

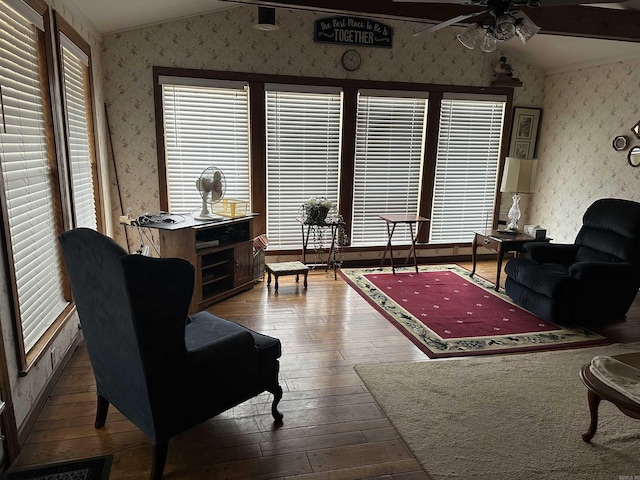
left=16, top=332, right=83, bottom=448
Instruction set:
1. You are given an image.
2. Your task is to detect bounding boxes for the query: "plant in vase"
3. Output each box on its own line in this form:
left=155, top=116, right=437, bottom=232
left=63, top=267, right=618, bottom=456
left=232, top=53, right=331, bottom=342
left=301, top=197, right=333, bottom=225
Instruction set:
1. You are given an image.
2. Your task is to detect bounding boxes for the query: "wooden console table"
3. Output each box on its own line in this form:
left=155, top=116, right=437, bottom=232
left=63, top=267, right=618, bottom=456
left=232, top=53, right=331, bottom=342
left=470, top=230, right=550, bottom=291
left=141, top=214, right=256, bottom=312
left=379, top=214, right=430, bottom=275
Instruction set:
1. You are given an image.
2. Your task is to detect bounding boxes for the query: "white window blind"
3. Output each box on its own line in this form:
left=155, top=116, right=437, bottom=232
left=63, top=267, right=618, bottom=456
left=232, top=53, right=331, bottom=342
left=351, top=92, right=427, bottom=246
left=61, top=37, right=97, bottom=229
left=265, top=88, right=343, bottom=249
left=430, top=95, right=506, bottom=244
left=161, top=82, right=250, bottom=214
left=0, top=1, right=68, bottom=351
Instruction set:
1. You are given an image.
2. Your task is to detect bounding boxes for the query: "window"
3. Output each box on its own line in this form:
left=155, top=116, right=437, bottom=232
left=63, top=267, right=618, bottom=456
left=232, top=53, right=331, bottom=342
left=430, top=94, right=506, bottom=244
left=59, top=30, right=98, bottom=229
left=0, top=0, right=69, bottom=354
left=265, top=86, right=343, bottom=249
left=351, top=91, right=427, bottom=246
left=160, top=77, right=250, bottom=214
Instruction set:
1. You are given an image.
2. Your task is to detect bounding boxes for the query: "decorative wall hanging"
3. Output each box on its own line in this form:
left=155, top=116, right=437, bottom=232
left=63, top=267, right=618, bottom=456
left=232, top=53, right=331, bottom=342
left=612, top=135, right=629, bottom=152
left=628, top=146, right=640, bottom=167
left=509, top=107, right=541, bottom=159
left=314, top=16, right=393, bottom=48
left=631, top=120, right=640, bottom=140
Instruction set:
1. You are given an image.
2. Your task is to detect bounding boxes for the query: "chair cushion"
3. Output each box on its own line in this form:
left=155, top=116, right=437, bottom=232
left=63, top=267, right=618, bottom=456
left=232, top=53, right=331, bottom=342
left=185, top=311, right=281, bottom=366
left=504, top=258, right=577, bottom=298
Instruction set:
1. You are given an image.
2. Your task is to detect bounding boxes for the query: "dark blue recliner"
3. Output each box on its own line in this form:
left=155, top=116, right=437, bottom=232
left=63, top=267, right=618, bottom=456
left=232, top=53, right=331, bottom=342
left=59, top=228, right=283, bottom=479
left=504, top=198, right=640, bottom=325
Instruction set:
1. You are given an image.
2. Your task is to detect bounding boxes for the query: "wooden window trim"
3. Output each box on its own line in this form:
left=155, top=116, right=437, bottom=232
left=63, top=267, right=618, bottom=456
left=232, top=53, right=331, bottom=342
left=153, top=66, right=515, bottom=250
left=53, top=12, right=105, bottom=234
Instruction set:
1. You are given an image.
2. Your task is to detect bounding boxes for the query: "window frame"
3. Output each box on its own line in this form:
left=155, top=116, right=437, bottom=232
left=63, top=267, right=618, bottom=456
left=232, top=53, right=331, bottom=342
left=54, top=12, right=103, bottom=232
left=0, top=0, right=104, bottom=373
left=153, top=66, right=514, bottom=253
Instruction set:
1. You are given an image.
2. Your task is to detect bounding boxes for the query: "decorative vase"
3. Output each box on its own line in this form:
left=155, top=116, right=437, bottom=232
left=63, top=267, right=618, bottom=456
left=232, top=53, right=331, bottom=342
left=507, top=193, right=521, bottom=231
left=304, top=205, right=329, bottom=225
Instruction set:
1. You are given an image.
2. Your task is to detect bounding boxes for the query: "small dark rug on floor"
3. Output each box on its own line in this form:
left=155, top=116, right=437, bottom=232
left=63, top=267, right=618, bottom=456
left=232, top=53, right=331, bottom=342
left=2, top=455, right=112, bottom=480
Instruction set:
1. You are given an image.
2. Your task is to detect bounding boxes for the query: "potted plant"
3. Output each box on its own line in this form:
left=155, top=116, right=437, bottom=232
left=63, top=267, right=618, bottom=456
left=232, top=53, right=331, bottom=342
left=301, top=197, right=333, bottom=225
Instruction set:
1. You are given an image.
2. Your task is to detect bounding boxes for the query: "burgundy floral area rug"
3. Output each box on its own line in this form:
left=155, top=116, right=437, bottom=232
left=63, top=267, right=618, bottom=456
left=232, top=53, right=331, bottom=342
left=339, top=265, right=608, bottom=358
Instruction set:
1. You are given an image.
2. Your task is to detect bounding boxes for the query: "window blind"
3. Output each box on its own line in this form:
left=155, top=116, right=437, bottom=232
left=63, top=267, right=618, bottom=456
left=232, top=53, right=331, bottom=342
left=265, top=89, right=343, bottom=249
left=0, top=1, right=68, bottom=351
left=61, top=38, right=97, bottom=229
left=430, top=96, right=506, bottom=244
left=162, top=83, right=250, bottom=214
left=351, top=92, right=427, bottom=246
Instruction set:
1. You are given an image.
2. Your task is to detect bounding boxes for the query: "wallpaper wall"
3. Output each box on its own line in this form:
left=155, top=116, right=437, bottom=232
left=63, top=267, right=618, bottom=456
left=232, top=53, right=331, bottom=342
left=101, top=6, right=545, bottom=252
left=0, top=0, right=104, bottom=430
left=531, top=58, right=640, bottom=243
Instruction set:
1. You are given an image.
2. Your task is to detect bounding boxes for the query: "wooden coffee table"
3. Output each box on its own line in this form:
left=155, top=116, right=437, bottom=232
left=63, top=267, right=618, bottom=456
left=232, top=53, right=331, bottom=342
left=579, top=352, right=640, bottom=442
left=266, top=261, right=309, bottom=292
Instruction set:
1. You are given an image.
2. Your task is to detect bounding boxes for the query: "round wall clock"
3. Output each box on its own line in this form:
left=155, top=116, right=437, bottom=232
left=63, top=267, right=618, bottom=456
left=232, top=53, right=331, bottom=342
left=341, top=49, right=361, bottom=71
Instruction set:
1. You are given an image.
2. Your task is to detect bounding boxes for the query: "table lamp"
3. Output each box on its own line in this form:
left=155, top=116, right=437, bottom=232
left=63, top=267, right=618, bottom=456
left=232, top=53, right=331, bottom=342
left=500, top=157, right=538, bottom=232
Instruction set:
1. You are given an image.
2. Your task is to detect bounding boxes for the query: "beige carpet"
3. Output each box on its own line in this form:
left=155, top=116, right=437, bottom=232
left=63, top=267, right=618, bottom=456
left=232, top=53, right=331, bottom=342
left=355, top=342, right=640, bottom=480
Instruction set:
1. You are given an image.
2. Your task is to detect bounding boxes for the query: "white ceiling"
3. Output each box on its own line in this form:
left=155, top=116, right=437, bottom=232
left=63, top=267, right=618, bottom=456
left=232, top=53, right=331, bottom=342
left=65, top=0, right=640, bottom=73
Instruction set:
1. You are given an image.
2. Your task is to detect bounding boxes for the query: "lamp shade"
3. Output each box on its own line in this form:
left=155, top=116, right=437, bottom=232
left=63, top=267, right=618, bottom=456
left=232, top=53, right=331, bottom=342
left=500, top=157, right=538, bottom=193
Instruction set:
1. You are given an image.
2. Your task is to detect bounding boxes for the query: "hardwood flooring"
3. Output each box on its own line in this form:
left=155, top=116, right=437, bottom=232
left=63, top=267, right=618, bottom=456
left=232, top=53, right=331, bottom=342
left=11, top=260, right=640, bottom=479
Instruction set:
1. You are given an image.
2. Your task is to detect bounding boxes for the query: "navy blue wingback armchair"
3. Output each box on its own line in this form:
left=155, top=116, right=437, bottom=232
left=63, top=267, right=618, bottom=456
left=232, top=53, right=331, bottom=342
left=59, top=228, right=283, bottom=479
left=504, top=198, right=640, bottom=325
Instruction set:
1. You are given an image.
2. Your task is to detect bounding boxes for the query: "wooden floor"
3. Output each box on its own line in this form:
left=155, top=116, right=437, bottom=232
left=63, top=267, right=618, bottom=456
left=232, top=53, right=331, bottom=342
left=11, top=260, right=640, bottom=479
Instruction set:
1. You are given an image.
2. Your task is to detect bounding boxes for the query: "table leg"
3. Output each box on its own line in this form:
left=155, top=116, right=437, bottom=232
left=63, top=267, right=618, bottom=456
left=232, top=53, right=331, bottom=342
left=582, top=389, right=601, bottom=442
left=386, top=222, right=397, bottom=274
left=326, top=224, right=338, bottom=280
left=470, top=234, right=478, bottom=278
left=267, top=271, right=272, bottom=286
left=406, top=223, right=419, bottom=273
left=303, top=271, right=308, bottom=289
left=274, top=275, right=279, bottom=292
left=495, top=243, right=505, bottom=291
left=301, top=224, right=311, bottom=264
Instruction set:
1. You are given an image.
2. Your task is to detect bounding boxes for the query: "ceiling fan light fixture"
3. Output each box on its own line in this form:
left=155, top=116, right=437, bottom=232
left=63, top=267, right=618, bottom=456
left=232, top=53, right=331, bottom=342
left=515, top=16, right=541, bottom=44
left=480, top=30, right=498, bottom=52
left=253, top=7, right=280, bottom=31
left=457, top=22, right=484, bottom=49
left=493, top=15, right=516, bottom=41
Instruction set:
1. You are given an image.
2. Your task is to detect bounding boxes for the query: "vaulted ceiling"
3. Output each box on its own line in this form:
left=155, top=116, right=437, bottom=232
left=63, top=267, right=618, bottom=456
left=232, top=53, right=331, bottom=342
left=226, top=0, right=640, bottom=42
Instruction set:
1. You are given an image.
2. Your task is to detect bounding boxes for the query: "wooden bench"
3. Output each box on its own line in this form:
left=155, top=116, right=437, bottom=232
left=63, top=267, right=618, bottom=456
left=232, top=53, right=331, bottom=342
left=266, top=261, right=309, bottom=292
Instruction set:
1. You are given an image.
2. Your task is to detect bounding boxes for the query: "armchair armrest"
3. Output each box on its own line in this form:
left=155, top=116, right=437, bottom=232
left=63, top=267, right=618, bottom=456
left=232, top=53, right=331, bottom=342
left=523, top=243, right=578, bottom=264
left=187, top=330, right=259, bottom=371
left=568, top=261, right=640, bottom=282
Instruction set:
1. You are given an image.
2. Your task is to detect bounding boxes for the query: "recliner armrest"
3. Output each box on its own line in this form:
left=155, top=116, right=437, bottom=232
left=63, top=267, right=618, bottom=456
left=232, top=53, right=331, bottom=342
left=186, top=330, right=258, bottom=370
left=568, top=261, right=640, bottom=282
left=523, top=243, right=577, bottom=264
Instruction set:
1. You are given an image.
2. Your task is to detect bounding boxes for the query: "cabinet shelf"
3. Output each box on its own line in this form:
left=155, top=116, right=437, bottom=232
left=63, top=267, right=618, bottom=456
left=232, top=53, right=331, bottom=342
left=202, top=274, right=232, bottom=287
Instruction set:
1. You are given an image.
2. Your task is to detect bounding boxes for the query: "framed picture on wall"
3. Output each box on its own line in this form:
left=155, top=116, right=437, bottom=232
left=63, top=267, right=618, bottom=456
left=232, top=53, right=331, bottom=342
left=509, top=107, right=541, bottom=158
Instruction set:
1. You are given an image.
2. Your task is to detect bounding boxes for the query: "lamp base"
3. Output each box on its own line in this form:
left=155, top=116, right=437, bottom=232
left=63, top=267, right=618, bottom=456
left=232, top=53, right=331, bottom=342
left=506, top=193, right=521, bottom=232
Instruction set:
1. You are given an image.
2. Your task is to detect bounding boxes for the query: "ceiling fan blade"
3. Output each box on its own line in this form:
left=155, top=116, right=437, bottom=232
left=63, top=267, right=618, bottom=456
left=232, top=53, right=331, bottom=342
left=538, top=0, right=620, bottom=4
left=394, top=0, right=479, bottom=3
left=412, top=9, right=489, bottom=36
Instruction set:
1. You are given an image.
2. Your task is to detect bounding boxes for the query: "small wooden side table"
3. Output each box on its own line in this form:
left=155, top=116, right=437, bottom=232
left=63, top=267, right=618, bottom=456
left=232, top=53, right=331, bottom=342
left=470, top=230, right=551, bottom=291
left=379, top=214, right=430, bottom=275
left=579, top=352, right=640, bottom=442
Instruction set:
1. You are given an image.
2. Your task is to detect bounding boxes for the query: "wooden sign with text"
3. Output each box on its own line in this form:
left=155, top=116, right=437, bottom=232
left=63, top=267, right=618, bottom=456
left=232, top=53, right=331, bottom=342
left=314, top=16, right=393, bottom=48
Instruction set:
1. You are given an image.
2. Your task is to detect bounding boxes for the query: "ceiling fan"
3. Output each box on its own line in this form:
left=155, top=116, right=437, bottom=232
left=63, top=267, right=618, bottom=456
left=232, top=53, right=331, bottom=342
left=393, top=0, right=617, bottom=51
